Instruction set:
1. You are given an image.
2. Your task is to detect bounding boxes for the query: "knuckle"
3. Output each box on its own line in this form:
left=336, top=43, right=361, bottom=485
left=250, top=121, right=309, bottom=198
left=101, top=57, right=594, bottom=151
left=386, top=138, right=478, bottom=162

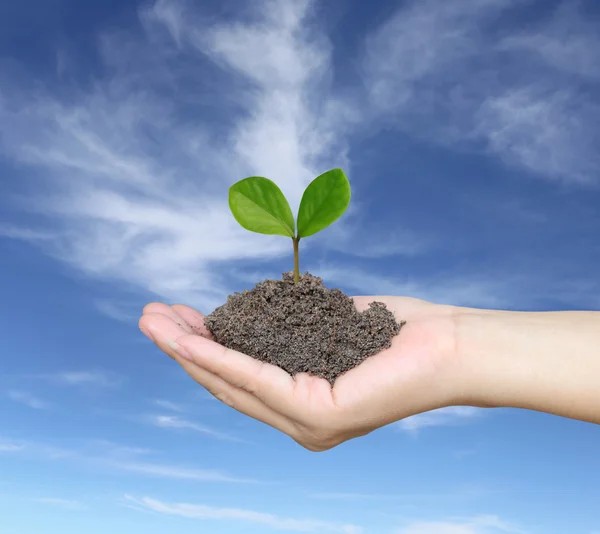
left=228, top=365, right=260, bottom=396
left=213, top=389, right=236, bottom=409
left=242, top=364, right=268, bottom=395
left=233, top=378, right=257, bottom=396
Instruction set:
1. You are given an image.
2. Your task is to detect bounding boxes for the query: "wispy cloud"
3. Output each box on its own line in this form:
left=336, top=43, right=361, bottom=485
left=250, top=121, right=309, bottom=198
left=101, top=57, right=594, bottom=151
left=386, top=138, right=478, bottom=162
left=0, top=441, right=25, bottom=452
left=154, top=399, right=185, bottom=412
left=309, top=485, right=490, bottom=504
left=109, top=461, right=256, bottom=483
left=499, top=1, right=600, bottom=80
left=4, top=437, right=258, bottom=484
left=317, top=265, right=515, bottom=308
left=0, top=0, right=598, bottom=314
left=33, top=497, right=86, bottom=511
left=0, top=0, right=355, bottom=311
left=310, top=492, right=404, bottom=501
left=94, top=299, right=139, bottom=323
left=83, top=440, right=156, bottom=460
left=453, top=448, right=479, bottom=459
left=316, top=221, right=435, bottom=259
left=6, top=390, right=49, bottom=409
left=474, top=86, right=600, bottom=184
left=124, top=495, right=363, bottom=534
left=0, top=440, right=77, bottom=460
left=395, top=515, right=528, bottom=534
left=362, top=0, right=600, bottom=184
left=317, top=262, right=600, bottom=310
left=363, top=0, right=514, bottom=113
left=0, top=225, right=56, bottom=241
left=42, top=370, right=122, bottom=388
left=397, top=407, right=485, bottom=433
left=148, top=414, right=245, bottom=442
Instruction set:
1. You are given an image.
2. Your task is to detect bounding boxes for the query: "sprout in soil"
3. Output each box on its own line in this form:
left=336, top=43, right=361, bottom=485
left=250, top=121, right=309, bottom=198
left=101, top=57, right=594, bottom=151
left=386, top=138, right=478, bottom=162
left=228, top=168, right=351, bottom=284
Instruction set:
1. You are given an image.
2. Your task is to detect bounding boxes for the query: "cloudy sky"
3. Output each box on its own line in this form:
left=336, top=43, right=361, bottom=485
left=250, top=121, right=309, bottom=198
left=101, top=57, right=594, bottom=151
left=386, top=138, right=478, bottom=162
left=1, top=0, right=599, bottom=532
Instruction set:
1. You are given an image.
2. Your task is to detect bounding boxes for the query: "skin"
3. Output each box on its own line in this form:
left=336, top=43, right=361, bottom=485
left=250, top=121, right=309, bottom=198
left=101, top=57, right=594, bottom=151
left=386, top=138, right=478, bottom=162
left=139, top=297, right=600, bottom=452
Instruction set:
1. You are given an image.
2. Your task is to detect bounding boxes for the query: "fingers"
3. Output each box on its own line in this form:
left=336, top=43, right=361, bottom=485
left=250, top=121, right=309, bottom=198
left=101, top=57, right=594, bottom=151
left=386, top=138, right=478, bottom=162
left=140, top=312, right=297, bottom=436
left=142, top=302, right=195, bottom=334
left=141, top=311, right=301, bottom=415
left=142, top=302, right=212, bottom=338
left=174, top=333, right=304, bottom=420
left=170, top=304, right=214, bottom=339
left=141, top=310, right=303, bottom=420
left=178, top=358, right=297, bottom=437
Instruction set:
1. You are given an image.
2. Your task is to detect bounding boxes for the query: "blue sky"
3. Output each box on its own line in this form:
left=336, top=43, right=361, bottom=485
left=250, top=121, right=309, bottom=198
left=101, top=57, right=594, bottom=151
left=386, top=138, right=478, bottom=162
left=1, top=0, right=600, bottom=532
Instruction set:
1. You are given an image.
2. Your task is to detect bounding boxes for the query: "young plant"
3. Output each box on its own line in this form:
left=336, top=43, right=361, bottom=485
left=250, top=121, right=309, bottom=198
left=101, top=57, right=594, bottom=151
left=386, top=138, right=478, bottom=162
left=228, top=168, right=351, bottom=284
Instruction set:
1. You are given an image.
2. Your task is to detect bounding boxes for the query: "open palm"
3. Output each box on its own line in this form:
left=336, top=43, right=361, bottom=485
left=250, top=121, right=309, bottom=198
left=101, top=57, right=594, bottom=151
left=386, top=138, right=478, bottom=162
left=139, top=296, right=463, bottom=451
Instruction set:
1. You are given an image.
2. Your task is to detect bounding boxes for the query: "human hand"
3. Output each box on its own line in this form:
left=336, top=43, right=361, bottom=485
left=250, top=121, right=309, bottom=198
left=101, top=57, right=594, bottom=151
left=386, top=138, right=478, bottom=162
left=139, top=297, right=469, bottom=451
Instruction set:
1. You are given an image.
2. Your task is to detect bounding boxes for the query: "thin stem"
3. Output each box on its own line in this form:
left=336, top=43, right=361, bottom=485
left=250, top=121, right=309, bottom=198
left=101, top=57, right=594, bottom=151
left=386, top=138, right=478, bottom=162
left=293, top=237, right=300, bottom=284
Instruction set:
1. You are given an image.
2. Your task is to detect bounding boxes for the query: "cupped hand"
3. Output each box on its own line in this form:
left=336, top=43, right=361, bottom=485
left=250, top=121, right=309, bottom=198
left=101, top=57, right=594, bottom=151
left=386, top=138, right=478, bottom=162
left=138, top=297, right=467, bottom=451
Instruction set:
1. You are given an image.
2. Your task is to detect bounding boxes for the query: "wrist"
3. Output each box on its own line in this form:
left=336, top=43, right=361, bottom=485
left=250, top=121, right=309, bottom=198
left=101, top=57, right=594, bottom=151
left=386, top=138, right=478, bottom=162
left=454, top=307, right=600, bottom=423
left=453, top=308, right=521, bottom=409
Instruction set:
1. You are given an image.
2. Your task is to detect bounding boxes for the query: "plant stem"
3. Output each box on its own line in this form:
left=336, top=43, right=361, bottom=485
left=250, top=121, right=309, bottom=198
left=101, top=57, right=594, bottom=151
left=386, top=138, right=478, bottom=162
left=293, top=237, right=300, bottom=284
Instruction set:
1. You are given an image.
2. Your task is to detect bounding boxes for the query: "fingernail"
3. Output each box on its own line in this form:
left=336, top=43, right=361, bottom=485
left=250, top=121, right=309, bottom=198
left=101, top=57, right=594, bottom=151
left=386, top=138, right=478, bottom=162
left=140, top=326, right=155, bottom=342
left=168, top=339, right=193, bottom=362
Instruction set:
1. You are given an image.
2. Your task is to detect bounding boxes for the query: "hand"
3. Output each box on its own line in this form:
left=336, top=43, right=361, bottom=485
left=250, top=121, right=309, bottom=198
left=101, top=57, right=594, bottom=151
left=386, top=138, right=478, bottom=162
left=139, top=297, right=468, bottom=451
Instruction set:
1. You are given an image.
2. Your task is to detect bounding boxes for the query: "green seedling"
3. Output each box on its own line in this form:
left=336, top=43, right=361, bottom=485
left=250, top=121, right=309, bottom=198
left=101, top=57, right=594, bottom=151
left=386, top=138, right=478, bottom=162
left=228, top=168, right=351, bottom=284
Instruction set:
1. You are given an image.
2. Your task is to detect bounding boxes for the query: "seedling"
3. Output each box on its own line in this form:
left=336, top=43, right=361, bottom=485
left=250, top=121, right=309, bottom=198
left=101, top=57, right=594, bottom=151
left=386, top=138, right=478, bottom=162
left=228, top=168, right=351, bottom=284
left=207, top=167, right=401, bottom=385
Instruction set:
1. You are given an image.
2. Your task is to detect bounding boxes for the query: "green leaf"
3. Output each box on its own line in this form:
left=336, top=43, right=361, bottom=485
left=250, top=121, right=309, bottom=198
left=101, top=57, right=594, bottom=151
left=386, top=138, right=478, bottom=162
left=229, top=177, right=295, bottom=237
left=296, top=168, right=351, bottom=238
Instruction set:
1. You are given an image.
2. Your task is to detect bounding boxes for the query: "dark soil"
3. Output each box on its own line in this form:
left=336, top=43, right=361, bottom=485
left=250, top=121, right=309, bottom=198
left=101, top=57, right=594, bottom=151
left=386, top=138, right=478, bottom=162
left=204, top=272, right=405, bottom=385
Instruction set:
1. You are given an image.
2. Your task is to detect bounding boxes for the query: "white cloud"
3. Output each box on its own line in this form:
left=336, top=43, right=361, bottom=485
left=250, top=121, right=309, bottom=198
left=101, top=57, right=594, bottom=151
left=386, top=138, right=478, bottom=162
left=361, top=0, right=600, bottom=183
left=474, top=87, right=600, bottom=184
left=310, top=492, right=403, bottom=501
left=154, top=399, right=185, bottom=412
left=94, top=299, right=139, bottom=323
left=499, top=1, right=600, bottom=80
left=315, top=220, right=434, bottom=259
left=310, top=486, right=488, bottom=503
left=399, top=523, right=476, bottom=534
left=453, top=448, right=478, bottom=459
left=363, top=0, right=517, bottom=113
left=33, top=497, right=86, bottom=510
left=43, top=370, right=122, bottom=388
left=397, top=406, right=484, bottom=433
left=317, top=262, right=600, bottom=310
left=84, top=440, right=156, bottom=459
left=0, top=441, right=24, bottom=452
left=0, top=0, right=356, bottom=312
left=317, top=264, right=515, bottom=308
left=124, top=495, right=363, bottom=533
left=395, top=515, right=527, bottom=534
left=0, top=0, right=598, bottom=315
left=6, top=390, right=49, bottom=410
left=109, top=461, right=256, bottom=483
left=0, top=225, right=56, bottom=241
left=3, top=437, right=258, bottom=484
left=149, top=414, right=245, bottom=442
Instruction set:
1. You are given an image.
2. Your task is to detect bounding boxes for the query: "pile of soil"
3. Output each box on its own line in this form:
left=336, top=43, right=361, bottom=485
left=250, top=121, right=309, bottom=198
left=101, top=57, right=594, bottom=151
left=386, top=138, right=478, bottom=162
left=205, top=272, right=405, bottom=385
